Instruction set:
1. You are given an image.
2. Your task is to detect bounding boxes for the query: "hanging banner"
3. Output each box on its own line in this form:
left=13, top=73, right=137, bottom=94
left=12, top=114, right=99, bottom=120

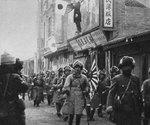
left=103, top=0, right=114, bottom=28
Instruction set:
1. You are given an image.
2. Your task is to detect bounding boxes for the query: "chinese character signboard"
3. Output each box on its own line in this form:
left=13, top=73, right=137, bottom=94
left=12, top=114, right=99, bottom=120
left=76, top=34, right=96, bottom=50
left=103, top=0, right=114, bottom=28
left=69, top=29, right=107, bottom=51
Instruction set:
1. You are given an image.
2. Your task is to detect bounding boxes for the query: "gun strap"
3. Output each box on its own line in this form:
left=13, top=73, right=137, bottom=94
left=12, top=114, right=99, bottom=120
left=120, top=77, right=132, bottom=102
left=3, top=74, right=11, bottom=97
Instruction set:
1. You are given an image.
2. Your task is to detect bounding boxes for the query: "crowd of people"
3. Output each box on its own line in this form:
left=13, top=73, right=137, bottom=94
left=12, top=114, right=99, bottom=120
left=25, top=60, right=113, bottom=125
left=2, top=54, right=150, bottom=125
left=23, top=56, right=150, bottom=125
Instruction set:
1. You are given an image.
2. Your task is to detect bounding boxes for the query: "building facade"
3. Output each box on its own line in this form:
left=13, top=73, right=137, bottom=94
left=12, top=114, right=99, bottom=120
left=103, top=0, right=150, bottom=81
left=37, top=0, right=73, bottom=72
left=23, top=57, right=34, bottom=76
left=37, top=0, right=150, bottom=81
left=37, top=0, right=55, bottom=73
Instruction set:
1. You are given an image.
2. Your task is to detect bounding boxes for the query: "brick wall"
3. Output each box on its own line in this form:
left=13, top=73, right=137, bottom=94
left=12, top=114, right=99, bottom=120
left=112, top=0, right=150, bottom=40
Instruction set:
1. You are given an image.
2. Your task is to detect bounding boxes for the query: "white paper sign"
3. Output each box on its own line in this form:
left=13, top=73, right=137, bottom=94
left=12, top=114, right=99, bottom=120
left=104, top=0, right=113, bottom=28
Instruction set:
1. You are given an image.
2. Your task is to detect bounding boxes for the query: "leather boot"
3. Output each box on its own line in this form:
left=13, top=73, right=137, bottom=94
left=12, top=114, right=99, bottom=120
left=68, top=114, right=74, bottom=125
left=76, top=114, right=81, bottom=125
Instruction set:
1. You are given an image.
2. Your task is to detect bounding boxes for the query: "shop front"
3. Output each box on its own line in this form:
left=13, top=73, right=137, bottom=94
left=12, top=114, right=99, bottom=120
left=104, top=31, right=150, bottom=82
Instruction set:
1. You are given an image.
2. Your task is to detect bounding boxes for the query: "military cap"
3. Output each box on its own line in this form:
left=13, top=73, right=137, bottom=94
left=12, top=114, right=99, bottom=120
left=118, top=56, right=135, bottom=69
left=64, top=66, right=71, bottom=71
left=73, top=60, right=83, bottom=70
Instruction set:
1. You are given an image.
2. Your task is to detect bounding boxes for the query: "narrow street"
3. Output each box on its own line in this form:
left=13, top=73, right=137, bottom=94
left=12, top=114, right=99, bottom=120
left=25, top=99, right=114, bottom=125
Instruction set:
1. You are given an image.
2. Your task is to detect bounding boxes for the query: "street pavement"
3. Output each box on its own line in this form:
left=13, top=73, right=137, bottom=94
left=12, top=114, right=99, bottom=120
left=25, top=99, right=114, bottom=125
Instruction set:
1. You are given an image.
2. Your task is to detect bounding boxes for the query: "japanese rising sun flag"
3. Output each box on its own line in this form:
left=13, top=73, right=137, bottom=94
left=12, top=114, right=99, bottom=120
left=89, top=52, right=99, bottom=92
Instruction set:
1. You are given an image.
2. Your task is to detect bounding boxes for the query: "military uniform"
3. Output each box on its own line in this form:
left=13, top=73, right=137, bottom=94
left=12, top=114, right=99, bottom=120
left=52, top=76, right=64, bottom=103
left=33, top=76, right=44, bottom=107
left=64, top=73, right=89, bottom=114
left=45, top=76, right=54, bottom=105
left=0, top=73, right=28, bottom=125
left=142, top=79, right=150, bottom=125
left=107, top=74, right=142, bottom=125
left=52, top=75, right=64, bottom=117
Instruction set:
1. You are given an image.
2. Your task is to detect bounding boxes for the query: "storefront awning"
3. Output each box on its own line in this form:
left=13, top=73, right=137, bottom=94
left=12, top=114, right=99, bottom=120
left=103, top=30, right=150, bottom=51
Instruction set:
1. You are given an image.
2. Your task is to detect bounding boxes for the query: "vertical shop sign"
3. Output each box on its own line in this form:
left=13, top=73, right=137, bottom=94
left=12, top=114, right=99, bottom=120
left=103, top=0, right=113, bottom=28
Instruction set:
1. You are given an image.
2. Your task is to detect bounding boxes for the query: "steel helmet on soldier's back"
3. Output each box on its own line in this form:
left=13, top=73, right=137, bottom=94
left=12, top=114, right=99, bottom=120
left=118, top=56, right=135, bottom=69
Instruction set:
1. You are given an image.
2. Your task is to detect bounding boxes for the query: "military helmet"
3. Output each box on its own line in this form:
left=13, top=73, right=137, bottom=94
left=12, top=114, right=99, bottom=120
left=73, top=60, right=83, bottom=70
left=110, top=66, right=119, bottom=73
left=118, top=56, right=135, bottom=69
left=64, top=66, right=71, bottom=71
left=0, top=52, right=15, bottom=65
left=15, top=58, right=23, bottom=70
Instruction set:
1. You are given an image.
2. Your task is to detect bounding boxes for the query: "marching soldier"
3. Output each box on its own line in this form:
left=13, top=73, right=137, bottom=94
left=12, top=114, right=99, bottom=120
left=45, top=71, right=54, bottom=106
left=32, top=73, right=44, bottom=107
left=48, top=71, right=56, bottom=106
left=61, top=66, right=72, bottom=121
left=45, top=71, right=51, bottom=105
left=108, top=66, right=120, bottom=122
left=110, top=66, right=120, bottom=79
left=90, top=70, right=109, bottom=120
left=63, top=60, right=89, bottom=125
left=106, top=56, right=143, bottom=125
left=142, top=67, right=150, bottom=125
left=0, top=53, right=28, bottom=125
left=81, top=68, right=91, bottom=121
left=52, top=68, right=64, bottom=118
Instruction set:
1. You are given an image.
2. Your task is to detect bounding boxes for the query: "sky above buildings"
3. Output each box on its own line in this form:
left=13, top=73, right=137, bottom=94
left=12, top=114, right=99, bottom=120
left=0, top=0, right=38, bottom=60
